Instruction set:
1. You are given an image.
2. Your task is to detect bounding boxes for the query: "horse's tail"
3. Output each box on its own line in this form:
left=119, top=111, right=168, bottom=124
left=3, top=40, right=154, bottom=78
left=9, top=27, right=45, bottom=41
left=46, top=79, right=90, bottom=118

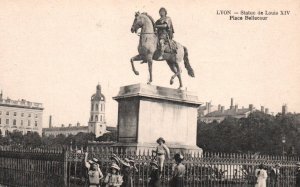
left=183, top=46, right=195, bottom=77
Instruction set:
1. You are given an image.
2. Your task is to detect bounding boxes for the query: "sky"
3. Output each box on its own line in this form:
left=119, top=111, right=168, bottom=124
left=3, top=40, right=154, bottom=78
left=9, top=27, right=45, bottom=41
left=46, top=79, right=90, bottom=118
left=0, top=0, right=299, bottom=127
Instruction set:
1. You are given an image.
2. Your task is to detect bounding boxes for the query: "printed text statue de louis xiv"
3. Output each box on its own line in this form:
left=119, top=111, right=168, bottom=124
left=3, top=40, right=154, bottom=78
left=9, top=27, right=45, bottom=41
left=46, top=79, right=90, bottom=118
left=130, top=7, right=195, bottom=89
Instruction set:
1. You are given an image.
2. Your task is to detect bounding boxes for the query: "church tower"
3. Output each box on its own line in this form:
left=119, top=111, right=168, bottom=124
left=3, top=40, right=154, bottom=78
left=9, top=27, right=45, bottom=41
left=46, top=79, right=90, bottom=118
left=88, top=84, right=106, bottom=137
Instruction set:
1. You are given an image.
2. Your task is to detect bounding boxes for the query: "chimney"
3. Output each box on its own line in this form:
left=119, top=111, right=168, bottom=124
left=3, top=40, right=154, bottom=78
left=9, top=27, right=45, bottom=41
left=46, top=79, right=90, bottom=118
left=61, top=124, right=64, bottom=127
left=261, top=106, right=265, bottom=113
left=234, top=104, right=238, bottom=112
left=69, top=124, right=72, bottom=127
left=77, top=122, right=80, bottom=127
left=230, top=98, right=234, bottom=109
left=218, top=104, right=221, bottom=111
left=221, top=106, right=225, bottom=113
left=49, top=115, right=52, bottom=128
left=282, top=104, right=287, bottom=115
left=249, top=104, right=253, bottom=111
left=265, top=108, right=269, bottom=114
left=207, top=102, right=211, bottom=113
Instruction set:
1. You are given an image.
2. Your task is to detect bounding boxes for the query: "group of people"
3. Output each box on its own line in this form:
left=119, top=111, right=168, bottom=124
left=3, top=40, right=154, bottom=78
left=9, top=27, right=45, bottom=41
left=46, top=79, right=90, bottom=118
left=83, top=137, right=185, bottom=187
left=255, top=162, right=300, bottom=187
left=84, top=151, right=138, bottom=187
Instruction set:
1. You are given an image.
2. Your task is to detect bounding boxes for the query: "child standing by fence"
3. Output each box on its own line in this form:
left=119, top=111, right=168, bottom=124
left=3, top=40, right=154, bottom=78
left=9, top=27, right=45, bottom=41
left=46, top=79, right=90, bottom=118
left=84, top=152, right=104, bottom=187
left=104, top=163, right=123, bottom=187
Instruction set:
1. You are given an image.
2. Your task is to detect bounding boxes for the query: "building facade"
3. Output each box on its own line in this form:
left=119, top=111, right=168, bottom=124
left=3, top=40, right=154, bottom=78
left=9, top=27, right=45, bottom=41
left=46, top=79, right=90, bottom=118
left=43, top=122, right=88, bottom=137
left=43, top=84, right=113, bottom=137
left=0, top=91, right=43, bottom=136
left=199, top=98, right=256, bottom=123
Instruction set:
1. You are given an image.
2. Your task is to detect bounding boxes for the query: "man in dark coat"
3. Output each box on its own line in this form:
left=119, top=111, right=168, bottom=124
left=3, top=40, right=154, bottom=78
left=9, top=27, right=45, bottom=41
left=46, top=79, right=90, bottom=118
left=296, top=162, right=300, bottom=186
left=148, top=160, right=160, bottom=187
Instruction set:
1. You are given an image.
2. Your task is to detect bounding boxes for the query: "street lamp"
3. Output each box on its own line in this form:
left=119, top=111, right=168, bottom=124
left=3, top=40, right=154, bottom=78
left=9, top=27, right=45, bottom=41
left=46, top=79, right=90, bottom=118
left=282, top=135, right=286, bottom=156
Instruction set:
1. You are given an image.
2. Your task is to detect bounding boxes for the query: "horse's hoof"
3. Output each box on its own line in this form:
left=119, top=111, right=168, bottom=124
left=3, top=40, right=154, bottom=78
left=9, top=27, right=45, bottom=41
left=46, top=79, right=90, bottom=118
left=147, top=82, right=151, bottom=85
left=170, top=80, right=174, bottom=85
left=178, top=86, right=183, bottom=90
left=134, top=71, right=139, bottom=75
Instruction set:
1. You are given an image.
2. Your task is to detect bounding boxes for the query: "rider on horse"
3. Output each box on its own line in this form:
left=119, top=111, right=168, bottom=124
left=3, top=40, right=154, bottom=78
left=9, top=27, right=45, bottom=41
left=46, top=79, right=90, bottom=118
left=155, top=7, right=175, bottom=60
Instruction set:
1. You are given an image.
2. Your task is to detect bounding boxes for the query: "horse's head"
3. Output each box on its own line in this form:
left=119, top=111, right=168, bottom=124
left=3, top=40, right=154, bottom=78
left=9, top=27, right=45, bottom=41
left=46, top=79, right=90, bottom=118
left=131, top=11, right=144, bottom=33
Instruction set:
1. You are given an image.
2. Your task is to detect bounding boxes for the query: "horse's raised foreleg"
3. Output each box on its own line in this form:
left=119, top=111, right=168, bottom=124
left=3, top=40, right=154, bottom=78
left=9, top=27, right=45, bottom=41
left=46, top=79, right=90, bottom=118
left=130, top=55, right=143, bottom=75
left=175, top=63, right=183, bottom=89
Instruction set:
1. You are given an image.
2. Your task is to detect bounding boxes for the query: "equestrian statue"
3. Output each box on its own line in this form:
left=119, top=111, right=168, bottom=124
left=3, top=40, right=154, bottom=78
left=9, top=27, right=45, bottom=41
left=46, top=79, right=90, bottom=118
left=130, top=7, right=195, bottom=89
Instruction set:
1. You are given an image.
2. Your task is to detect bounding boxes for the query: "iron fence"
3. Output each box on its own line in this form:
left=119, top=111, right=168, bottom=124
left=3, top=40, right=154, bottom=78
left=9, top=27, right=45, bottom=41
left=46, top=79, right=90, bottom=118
left=0, top=146, right=299, bottom=187
left=66, top=147, right=300, bottom=187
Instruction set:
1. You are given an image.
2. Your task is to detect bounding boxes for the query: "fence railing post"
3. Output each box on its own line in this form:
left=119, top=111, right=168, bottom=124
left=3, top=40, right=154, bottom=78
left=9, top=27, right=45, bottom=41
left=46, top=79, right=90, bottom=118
left=63, top=149, right=68, bottom=187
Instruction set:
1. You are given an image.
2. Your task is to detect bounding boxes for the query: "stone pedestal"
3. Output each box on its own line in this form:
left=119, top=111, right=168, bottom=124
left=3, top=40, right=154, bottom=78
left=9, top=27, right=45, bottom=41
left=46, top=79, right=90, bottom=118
left=113, top=83, right=202, bottom=154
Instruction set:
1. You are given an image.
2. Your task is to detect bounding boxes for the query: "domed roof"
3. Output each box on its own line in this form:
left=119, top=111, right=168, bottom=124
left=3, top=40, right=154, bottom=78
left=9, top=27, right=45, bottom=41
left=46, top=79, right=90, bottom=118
left=91, top=84, right=105, bottom=101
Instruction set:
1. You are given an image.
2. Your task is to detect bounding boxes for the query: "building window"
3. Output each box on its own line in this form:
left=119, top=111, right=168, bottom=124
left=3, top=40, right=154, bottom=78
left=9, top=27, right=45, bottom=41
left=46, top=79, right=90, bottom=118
left=35, top=114, right=38, bottom=118
left=95, top=115, right=98, bottom=122
left=100, top=115, right=103, bottom=122
left=0, top=118, right=1, bottom=124
left=6, top=119, right=9, bottom=125
left=96, top=104, right=99, bottom=111
left=14, top=112, right=17, bottom=116
left=91, top=103, right=94, bottom=111
left=21, top=120, right=23, bottom=126
left=35, top=121, right=37, bottom=126
left=6, top=111, right=9, bottom=116
left=28, top=120, right=31, bottom=126
left=28, top=113, right=31, bottom=117
left=21, top=113, right=24, bottom=117
left=101, top=104, right=103, bottom=111
left=13, top=119, right=16, bottom=126
left=90, top=115, right=93, bottom=121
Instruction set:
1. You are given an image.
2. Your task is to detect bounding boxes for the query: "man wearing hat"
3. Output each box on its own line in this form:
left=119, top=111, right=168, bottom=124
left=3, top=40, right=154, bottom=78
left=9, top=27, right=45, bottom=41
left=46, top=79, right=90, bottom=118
left=296, top=162, right=300, bottom=186
left=148, top=160, right=160, bottom=187
left=155, top=7, right=175, bottom=60
left=153, top=137, right=170, bottom=173
left=170, top=153, right=185, bottom=187
left=84, top=152, right=104, bottom=187
left=120, top=158, right=133, bottom=187
left=270, top=163, right=281, bottom=187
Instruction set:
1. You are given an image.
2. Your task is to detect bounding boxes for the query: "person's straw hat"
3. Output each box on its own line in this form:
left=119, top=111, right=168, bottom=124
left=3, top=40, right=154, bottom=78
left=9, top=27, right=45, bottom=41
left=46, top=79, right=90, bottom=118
left=174, top=153, right=184, bottom=161
left=88, top=160, right=95, bottom=164
left=296, top=162, right=300, bottom=166
left=156, top=137, right=165, bottom=144
left=122, top=158, right=131, bottom=167
left=275, top=163, right=281, bottom=167
left=127, top=157, right=135, bottom=163
left=110, top=154, right=120, bottom=165
left=92, top=158, right=99, bottom=163
left=111, top=163, right=120, bottom=171
left=150, top=160, right=158, bottom=168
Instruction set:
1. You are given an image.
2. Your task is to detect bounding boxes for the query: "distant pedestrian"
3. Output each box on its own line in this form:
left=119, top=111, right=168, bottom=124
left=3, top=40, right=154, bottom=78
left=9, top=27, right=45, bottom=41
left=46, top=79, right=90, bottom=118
left=84, top=152, right=104, bottom=187
left=170, top=153, right=185, bottom=187
left=148, top=160, right=160, bottom=187
left=255, top=164, right=267, bottom=187
left=104, top=163, right=123, bottom=187
left=270, top=163, right=280, bottom=187
left=296, top=162, right=300, bottom=186
left=152, top=137, right=170, bottom=173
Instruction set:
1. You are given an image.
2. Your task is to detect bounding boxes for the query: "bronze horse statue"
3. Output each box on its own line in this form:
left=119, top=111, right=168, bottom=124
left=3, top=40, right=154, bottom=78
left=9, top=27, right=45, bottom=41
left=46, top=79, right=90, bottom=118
left=130, top=12, right=194, bottom=89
